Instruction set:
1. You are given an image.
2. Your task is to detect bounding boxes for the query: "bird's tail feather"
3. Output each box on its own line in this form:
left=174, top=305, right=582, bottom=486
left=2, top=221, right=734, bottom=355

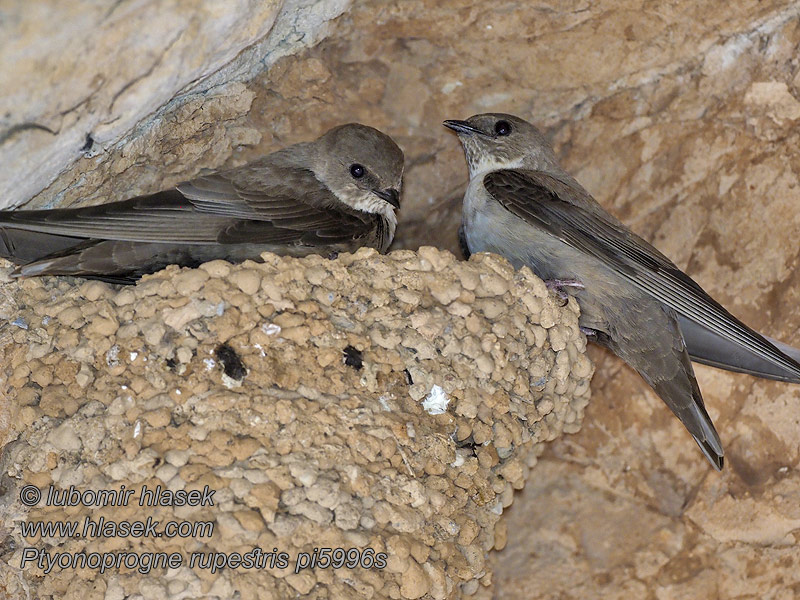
left=0, top=226, right=87, bottom=265
left=695, top=438, right=724, bottom=471
left=652, top=372, right=724, bottom=471
left=687, top=396, right=724, bottom=471
left=603, top=305, right=725, bottom=471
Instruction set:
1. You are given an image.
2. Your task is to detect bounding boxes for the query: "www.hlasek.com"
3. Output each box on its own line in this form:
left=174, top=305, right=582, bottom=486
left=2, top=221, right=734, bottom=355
left=19, top=483, right=216, bottom=540
left=18, top=484, right=388, bottom=575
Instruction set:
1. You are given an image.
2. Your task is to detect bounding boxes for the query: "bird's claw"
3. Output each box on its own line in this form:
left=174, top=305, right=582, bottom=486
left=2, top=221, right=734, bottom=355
left=545, top=279, right=584, bottom=305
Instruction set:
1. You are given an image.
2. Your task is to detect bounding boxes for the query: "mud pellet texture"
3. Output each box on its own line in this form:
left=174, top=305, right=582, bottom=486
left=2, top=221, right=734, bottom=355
left=0, top=248, right=592, bottom=599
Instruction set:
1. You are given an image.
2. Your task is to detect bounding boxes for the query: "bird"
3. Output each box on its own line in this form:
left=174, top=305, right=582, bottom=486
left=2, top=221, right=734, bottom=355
left=444, top=112, right=800, bottom=470
left=0, top=123, right=404, bottom=284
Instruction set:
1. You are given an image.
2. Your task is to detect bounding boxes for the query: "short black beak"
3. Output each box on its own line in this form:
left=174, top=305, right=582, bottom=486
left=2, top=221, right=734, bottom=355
left=443, top=120, right=482, bottom=136
left=374, top=188, right=400, bottom=209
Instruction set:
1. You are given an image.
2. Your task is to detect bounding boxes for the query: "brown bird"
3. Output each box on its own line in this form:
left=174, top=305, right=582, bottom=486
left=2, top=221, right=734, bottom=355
left=445, top=112, right=800, bottom=470
left=0, top=123, right=404, bottom=283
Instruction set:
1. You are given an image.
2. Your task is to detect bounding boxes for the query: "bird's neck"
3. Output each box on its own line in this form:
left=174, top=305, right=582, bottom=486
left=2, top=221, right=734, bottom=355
left=467, top=155, right=525, bottom=180
left=382, top=209, right=397, bottom=252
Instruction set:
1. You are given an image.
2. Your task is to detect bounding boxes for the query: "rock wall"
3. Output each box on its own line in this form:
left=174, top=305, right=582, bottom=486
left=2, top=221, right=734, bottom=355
left=0, top=249, right=591, bottom=599
left=0, top=0, right=350, bottom=210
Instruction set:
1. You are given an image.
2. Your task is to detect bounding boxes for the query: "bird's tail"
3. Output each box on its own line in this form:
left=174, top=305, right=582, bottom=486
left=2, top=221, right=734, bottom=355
left=641, top=337, right=725, bottom=470
left=605, top=306, right=725, bottom=471
left=655, top=375, right=724, bottom=471
left=0, top=226, right=87, bottom=265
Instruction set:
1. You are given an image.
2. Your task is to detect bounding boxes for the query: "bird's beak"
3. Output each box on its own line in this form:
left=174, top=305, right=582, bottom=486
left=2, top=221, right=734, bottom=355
left=374, top=188, right=400, bottom=209
left=443, top=120, right=482, bottom=136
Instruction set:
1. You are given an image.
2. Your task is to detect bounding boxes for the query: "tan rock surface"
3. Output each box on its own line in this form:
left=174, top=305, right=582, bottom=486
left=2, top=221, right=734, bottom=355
left=487, top=6, right=800, bottom=600
left=0, top=249, right=591, bottom=599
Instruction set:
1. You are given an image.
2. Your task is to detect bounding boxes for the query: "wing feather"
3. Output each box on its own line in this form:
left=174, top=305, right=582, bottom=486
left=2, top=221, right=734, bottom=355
left=484, top=169, right=800, bottom=379
left=0, top=165, right=378, bottom=249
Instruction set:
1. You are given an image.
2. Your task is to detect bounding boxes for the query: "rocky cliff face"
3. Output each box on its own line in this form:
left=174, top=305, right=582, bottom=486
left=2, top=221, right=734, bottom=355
left=2, top=1, right=800, bottom=598
left=0, top=0, right=350, bottom=210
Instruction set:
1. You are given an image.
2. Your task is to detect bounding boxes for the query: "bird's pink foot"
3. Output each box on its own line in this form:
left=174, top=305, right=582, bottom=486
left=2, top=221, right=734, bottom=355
left=545, top=279, right=584, bottom=304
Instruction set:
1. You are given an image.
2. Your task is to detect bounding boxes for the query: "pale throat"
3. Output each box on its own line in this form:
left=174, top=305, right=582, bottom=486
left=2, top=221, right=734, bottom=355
left=350, top=191, right=397, bottom=232
left=466, top=151, right=524, bottom=179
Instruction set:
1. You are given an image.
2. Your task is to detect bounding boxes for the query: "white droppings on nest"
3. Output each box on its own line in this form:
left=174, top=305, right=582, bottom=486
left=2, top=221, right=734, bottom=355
left=105, top=344, right=120, bottom=367
left=221, top=373, right=242, bottom=389
left=262, top=323, right=281, bottom=336
left=421, top=384, right=450, bottom=415
left=203, top=358, right=216, bottom=371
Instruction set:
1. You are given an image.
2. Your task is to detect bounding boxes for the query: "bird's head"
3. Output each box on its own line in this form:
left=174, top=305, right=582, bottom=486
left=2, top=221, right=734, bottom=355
left=315, top=123, right=404, bottom=216
left=443, top=113, right=558, bottom=177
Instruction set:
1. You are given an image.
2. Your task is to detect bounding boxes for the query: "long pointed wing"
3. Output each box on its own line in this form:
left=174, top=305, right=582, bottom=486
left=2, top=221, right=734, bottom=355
left=0, top=164, right=376, bottom=247
left=680, top=316, right=800, bottom=382
left=0, top=192, right=228, bottom=242
left=484, top=168, right=800, bottom=380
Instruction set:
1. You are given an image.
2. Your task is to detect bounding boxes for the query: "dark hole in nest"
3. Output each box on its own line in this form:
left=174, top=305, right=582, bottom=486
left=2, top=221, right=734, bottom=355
left=455, top=434, right=479, bottom=457
left=215, top=343, right=247, bottom=381
left=343, top=345, right=363, bottom=370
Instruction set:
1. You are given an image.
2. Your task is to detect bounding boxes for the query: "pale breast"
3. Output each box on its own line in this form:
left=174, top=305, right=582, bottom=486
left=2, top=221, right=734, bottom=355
left=463, top=179, right=646, bottom=332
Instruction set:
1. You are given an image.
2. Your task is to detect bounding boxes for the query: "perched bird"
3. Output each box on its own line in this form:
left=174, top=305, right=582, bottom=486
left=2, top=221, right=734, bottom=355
left=0, top=123, right=404, bottom=283
left=444, top=112, right=800, bottom=470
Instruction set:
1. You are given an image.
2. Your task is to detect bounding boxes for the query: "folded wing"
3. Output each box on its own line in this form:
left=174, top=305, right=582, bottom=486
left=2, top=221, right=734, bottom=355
left=484, top=168, right=800, bottom=382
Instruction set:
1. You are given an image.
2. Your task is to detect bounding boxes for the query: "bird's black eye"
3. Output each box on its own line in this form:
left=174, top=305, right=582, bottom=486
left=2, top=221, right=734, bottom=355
left=350, top=164, right=365, bottom=179
left=495, top=120, right=512, bottom=136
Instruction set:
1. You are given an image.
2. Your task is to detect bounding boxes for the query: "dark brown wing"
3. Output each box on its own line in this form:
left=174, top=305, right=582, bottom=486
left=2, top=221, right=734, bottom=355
left=0, top=191, right=226, bottom=242
left=484, top=168, right=800, bottom=380
left=0, top=165, right=377, bottom=249
left=177, top=164, right=376, bottom=246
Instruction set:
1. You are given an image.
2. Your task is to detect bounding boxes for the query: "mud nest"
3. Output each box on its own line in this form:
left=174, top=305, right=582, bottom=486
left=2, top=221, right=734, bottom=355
left=0, top=247, right=592, bottom=599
